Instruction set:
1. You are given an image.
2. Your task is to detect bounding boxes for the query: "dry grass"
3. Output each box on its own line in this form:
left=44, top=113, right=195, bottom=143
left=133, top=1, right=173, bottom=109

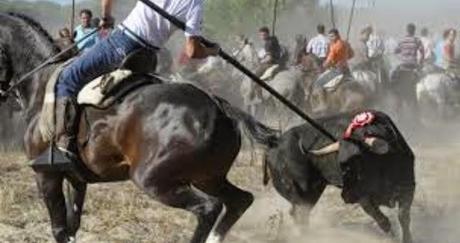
left=0, top=138, right=459, bottom=243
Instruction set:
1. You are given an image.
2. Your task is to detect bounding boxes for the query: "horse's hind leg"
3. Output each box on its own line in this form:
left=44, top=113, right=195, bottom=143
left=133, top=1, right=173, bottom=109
left=197, top=179, right=254, bottom=243
left=134, top=175, right=223, bottom=243
left=359, top=197, right=392, bottom=234
left=63, top=178, right=87, bottom=240
left=35, top=172, right=70, bottom=243
left=398, top=187, right=414, bottom=243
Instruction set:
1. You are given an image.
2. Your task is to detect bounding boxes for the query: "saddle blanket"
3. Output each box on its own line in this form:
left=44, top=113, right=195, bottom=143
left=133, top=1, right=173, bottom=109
left=39, top=62, right=132, bottom=142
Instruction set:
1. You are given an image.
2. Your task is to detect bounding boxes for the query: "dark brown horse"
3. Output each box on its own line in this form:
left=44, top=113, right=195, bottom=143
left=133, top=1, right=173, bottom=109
left=0, top=13, right=279, bottom=243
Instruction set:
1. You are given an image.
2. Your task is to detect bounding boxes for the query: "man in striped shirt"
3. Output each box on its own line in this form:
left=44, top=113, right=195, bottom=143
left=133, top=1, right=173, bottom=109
left=392, top=23, right=424, bottom=117
left=306, top=24, right=330, bottom=65
left=395, top=23, right=424, bottom=68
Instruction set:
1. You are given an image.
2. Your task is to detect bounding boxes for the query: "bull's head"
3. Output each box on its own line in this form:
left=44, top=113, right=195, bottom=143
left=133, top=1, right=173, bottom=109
left=310, top=137, right=389, bottom=156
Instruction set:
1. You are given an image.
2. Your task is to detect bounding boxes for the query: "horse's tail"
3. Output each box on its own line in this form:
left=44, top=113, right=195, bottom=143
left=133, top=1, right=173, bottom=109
left=214, top=96, right=279, bottom=148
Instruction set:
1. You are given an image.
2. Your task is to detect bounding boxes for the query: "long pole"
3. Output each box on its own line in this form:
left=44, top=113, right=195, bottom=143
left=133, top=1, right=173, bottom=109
left=329, top=0, right=336, bottom=29
left=70, top=0, right=76, bottom=33
left=138, top=0, right=337, bottom=142
left=346, top=0, right=358, bottom=41
left=271, top=0, right=279, bottom=36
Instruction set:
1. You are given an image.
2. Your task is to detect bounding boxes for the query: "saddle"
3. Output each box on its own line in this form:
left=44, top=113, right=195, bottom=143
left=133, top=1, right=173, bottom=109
left=33, top=49, right=164, bottom=182
left=323, top=73, right=353, bottom=92
left=323, top=74, right=345, bottom=91
left=392, top=63, right=420, bottom=78
left=260, top=64, right=281, bottom=81
left=39, top=49, right=162, bottom=142
left=80, top=48, right=160, bottom=108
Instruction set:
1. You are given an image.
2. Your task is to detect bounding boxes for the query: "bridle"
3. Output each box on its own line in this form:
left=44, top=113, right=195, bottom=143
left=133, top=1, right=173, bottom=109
left=0, top=45, right=13, bottom=102
left=0, top=45, right=40, bottom=111
left=0, top=27, right=100, bottom=102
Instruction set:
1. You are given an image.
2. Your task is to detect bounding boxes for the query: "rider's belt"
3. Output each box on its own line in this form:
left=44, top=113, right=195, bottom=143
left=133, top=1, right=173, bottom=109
left=118, top=24, right=160, bottom=51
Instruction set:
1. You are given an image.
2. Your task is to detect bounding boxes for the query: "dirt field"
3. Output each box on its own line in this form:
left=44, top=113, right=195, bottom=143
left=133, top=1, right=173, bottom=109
left=0, top=129, right=459, bottom=243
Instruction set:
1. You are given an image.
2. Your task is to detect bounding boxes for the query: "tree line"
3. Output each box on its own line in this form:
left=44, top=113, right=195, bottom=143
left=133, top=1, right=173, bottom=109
left=1, top=0, right=320, bottom=38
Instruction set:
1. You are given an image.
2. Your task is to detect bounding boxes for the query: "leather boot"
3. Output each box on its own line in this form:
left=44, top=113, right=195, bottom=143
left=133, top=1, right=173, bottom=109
left=30, top=97, right=83, bottom=173
left=55, top=96, right=81, bottom=161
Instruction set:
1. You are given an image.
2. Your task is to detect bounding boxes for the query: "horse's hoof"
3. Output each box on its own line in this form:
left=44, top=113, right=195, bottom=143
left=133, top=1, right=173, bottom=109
left=205, top=232, right=222, bottom=243
left=402, top=235, right=413, bottom=243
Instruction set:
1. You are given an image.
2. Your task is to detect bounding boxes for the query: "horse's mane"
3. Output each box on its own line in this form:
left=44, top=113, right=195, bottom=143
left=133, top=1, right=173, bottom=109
left=6, top=12, right=61, bottom=53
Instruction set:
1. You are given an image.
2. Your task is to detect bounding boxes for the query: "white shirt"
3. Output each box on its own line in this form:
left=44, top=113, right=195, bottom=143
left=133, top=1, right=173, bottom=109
left=367, top=34, right=385, bottom=58
left=420, top=36, right=434, bottom=60
left=123, top=0, right=204, bottom=47
left=306, top=34, right=330, bottom=58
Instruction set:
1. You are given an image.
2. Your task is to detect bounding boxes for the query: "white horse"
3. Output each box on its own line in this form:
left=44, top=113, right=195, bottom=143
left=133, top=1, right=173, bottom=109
left=352, top=70, right=379, bottom=94
left=417, top=72, right=460, bottom=120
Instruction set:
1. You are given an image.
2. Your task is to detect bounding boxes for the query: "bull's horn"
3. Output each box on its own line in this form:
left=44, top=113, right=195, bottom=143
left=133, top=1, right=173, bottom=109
left=309, top=142, right=340, bottom=156
left=365, top=137, right=389, bottom=154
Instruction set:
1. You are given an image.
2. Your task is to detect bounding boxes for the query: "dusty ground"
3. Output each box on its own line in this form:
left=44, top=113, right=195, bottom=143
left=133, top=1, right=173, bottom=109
left=0, top=130, right=459, bottom=243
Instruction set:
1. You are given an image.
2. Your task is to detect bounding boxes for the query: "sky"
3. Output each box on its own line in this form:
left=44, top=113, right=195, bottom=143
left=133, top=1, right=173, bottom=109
left=24, top=0, right=83, bottom=4
left=24, top=0, right=460, bottom=10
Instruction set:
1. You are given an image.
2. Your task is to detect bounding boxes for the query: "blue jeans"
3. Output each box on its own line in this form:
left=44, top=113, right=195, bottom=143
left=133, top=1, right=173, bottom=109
left=56, top=30, right=143, bottom=97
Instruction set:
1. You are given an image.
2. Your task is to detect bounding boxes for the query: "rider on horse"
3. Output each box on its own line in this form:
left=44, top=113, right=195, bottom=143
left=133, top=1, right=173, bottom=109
left=315, top=28, right=354, bottom=88
left=255, top=26, right=282, bottom=77
left=351, top=26, right=372, bottom=71
left=435, top=28, right=457, bottom=72
left=394, top=23, right=424, bottom=72
left=306, top=24, right=330, bottom=67
left=49, top=0, right=219, bottom=167
left=392, top=23, right=425, bottom=116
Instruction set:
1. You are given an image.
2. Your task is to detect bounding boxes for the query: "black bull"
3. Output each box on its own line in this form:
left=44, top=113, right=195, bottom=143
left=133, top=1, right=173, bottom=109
left=264, top=111, right=415, bottom=243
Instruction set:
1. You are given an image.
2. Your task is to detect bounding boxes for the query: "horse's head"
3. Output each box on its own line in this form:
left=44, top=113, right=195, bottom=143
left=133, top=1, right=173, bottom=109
left=297, top=53, right=321, bottom=74
left=0, top=45, right=12, bottom=98
left=0, top=13, right=60, bottom=117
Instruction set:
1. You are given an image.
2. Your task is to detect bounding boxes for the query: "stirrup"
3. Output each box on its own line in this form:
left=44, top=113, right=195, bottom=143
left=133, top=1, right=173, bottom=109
left=29, top=145, right=79, bottom=172
left=30, top=144, right=102, bottom=183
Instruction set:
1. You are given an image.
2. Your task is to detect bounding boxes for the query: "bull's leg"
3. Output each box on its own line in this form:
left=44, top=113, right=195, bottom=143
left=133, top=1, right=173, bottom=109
left=133, top=173, right=223, bottom=243
left=197, top=179, right=254, bottom=243
left=290, top=204, right=312, bottom=227
left=398, top=188, right=414, bottom=243
left=359, top=197, right=392, bottom=234
left=63, top=178, right=87, bottom=240
left=35, top=172, right=70, bottom=243
left=290, top=181, right=327, bottom=226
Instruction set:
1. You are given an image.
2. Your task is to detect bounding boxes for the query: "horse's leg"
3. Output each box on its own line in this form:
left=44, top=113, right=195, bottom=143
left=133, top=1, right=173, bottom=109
left=359, top=197, right=392, bottom=234
left=197, top=179, right=254, bottom=243
left=63, top=178, right=87, bottom=240
left=398, top=187, right=415, bottom=243
left=134, top=172, right=223, bottom=243
left=35, top=172, right=70, bottom=243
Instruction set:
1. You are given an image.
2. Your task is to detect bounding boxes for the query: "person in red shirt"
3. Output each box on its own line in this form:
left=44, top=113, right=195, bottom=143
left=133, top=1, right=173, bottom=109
left=323, top=29, right=354, bottom=72
left=442, top=29, right=457, bottom=70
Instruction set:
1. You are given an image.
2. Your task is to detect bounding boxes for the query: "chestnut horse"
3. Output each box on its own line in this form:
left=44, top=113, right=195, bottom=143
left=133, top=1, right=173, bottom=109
left=0, top=13, right=279, bottom=243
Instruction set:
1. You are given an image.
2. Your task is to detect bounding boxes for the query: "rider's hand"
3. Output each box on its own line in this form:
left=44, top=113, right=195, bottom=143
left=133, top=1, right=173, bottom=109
left=206, top=44, right=221, bottom=56
left=100, top=16, right=114, bottom=29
